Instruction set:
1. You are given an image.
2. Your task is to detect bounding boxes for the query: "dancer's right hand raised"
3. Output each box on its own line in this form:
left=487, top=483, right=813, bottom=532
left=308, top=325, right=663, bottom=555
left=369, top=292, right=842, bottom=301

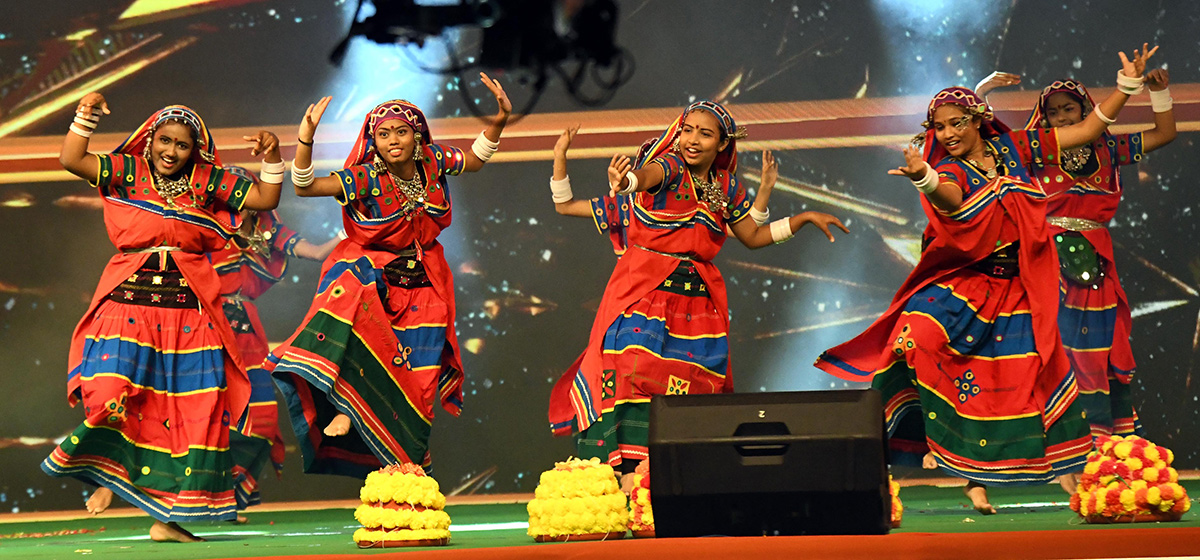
left=888, top=144, right=927, bottom=181
left=299, top=96, right=332, bottom=145
left=607, top=154, right=633, bottom=197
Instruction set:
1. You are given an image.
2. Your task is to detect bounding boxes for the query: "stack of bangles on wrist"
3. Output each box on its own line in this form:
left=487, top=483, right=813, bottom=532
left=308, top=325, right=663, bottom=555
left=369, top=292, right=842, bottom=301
left=1150, top=87, right=1173, bottom=113
left=259, top=160, right=286, bottom=184
left=910, top=163, right=940, bottom=194
left=70, top=109, right=100, bottom=138
left=748, top=207, right=770, bottom=226
left=770, top=218, right=794, bottom=244
left=291, top=159, right=316, bottom=188
left=614, top=172, right=638, bottom=195
left=549, top=176, right=573, bottom=203
left=472, top=132, right=499, bottom=162
left=1115, top=71, right=1145, bottom=96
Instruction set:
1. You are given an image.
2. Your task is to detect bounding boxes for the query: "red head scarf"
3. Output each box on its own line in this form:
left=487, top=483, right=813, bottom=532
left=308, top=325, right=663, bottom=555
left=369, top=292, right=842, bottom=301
left=637, top=100, right=746, bottom=174
left=343, top=100, right=433, bottom=168
left=1024, top=79, right=1093, bottom=130
left=919, top=87, right=1011, bottom=165
left=112, top=105, right=220, bottom=165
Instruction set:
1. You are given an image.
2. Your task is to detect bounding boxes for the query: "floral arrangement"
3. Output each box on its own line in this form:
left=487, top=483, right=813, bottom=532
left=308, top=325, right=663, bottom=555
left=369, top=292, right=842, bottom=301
left=629, top=460, right=654, bottom=535
left=527, top=457, right=629, bottom=540
left=1071, top=435, right=1190, bottom=522
left=890, top=475, right=903, bottom=528
left=353, top=463, right=451, bottom=547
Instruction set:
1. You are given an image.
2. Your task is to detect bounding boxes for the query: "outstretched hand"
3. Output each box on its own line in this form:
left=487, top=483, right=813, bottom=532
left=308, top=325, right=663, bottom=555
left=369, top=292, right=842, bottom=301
left=244, top=131, right=280, bottom=159
left=555, top=125, right=580, bottom=155
left=1145, top=68, right=1170, bottom=91
left=887, top=144, right=927, bottom=181
left=800, top=211, right=850, bottom=243
left=299, top=96, right=332, bottom=143
left=77, top=92, right=110, bottom=116
left=1118, top=43, right=1158, bottom=79
left=974, top=71, right=1021, bottom=97
left=761, top=150, right=778, bottom=191
left=608, top=154, right=633, bottom=196
left=480, top=72, right=512, bottom=116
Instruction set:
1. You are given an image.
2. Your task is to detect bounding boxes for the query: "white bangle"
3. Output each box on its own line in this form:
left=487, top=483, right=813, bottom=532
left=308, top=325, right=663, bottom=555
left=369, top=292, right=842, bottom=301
left=69, top=124, right=93, bottom=138
left=1093, top=105, right=1116, bottom=125
left=769, top=218, right=794, bottom=244
left=615, top=171, right=638, bottom=195
left=336, top=229, right=349, bottom=240
left=291, top=160, right=315, bottom=188
left=261, top=160, right=285, bottom=174
left=748, top=206, right=770, bottom=226
left=1116, top=71, right=1144, bottom=96
left=1149, top=87, right=1173, bottom=113
left=550, top=175, right=573, bottom=203
left=471, top=131, right=499, bottom=162
left=911, top=163, right=939, bottom=194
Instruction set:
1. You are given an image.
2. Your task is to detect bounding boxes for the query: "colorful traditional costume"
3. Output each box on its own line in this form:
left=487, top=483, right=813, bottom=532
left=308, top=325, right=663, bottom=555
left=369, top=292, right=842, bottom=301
left=266, top=101, right=466, bottom=477
left=815, top=88, right=1092, bottom=485
left=549, top=101, right=754, bottom=469
left=1025, top=81, right=1143, bottom=438
left=42, top=106, right=253, bottom=522
left=208, top=188, right=298, bottom=508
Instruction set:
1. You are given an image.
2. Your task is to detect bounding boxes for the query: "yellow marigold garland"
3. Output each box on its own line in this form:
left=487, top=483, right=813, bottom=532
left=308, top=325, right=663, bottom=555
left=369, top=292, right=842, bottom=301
left=353, top=463, right=451, bottom=546
left=527, top=457, right=630, bottom=538
left=1071, top=435, right=1190, bottom=521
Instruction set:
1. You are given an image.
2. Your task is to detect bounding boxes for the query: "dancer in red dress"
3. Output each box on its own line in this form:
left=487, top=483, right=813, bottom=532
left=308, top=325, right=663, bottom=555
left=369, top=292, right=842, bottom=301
left=42, top=93, right=284, bottom=542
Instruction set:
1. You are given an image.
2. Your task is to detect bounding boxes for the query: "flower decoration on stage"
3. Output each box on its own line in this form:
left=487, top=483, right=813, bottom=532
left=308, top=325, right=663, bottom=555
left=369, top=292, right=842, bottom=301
left=890, top=474, right=903, bottom=528
left=629, top=459, right=654, bottom=536
left=1070, top=435, right=1190, bottom=523
left=527, top=457, right=629, bottom=540
left=353, top=463, right=451, bottom=548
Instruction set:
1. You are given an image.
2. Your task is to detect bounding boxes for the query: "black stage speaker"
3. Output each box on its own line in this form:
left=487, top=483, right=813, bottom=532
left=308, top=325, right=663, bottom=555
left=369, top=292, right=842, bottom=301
left=648, top=389, right=890, bottom=537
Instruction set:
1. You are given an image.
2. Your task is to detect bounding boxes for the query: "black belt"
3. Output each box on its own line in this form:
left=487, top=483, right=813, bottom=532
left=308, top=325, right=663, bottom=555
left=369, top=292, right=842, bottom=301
left=382, top=251, right=431, bottom=289
left=107, top=255, right=197, bottom=308
left=967, top=243, right=1020, bottom=279
left=656, top=262, right=708, bottom=296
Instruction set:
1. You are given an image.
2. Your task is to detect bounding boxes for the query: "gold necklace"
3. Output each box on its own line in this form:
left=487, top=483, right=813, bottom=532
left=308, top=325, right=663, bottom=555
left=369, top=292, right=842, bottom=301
left=691, top=171, right=729, bottom=217
left=1061, top=145, right=1093, bottom=173
left=961, top=143, right=998, bottom=179
left=374, top=158, right=427, bottom=217
left=238, top=214, right=271, bottom=257
left=151, top=168, right=194, bottom=208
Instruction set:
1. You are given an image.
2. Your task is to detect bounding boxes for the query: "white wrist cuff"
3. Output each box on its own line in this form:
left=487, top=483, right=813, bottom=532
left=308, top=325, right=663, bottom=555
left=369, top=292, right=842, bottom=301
left=1093, top=105, right=1116, bottom=125
left=261, top=160, right=285, bottom=174
left=337, top=229, right=349, bottom=240
left=1149, top=87, right=1173, bottom=113
left=911, top=163, right=939, bottom=194
left=69, top=124, right=93, bottom=138
left=1116, top=71, right=1145, bottom=96
left=550, top=175, right=573, bottom=203
left=291, top=160, right=316, bottom=188
left=615, top=171, right=638, bottom=195
left=748, top=206, right=770, bottom=226
left=769, top=218, right=794, bottom=244
left=471, top=131, right=499, bottom=162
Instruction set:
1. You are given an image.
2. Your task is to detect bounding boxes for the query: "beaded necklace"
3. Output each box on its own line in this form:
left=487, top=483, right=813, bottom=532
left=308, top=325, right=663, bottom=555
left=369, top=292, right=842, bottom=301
left=690, top=171, right=729, bottom=217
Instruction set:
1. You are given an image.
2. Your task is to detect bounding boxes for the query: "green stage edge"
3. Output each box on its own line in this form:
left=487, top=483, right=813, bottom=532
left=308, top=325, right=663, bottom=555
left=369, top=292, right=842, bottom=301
left=0, top=482, right=1196, bottom=560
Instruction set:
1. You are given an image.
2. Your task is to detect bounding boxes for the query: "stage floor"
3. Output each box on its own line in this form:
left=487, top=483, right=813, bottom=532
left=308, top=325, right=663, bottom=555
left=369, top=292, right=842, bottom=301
left=1, top=482, right=1197, bottom=560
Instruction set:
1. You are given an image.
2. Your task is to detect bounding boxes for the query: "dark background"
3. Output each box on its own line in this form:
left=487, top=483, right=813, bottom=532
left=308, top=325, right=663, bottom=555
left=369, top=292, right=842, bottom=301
left=1, top=0, right=1197, bottom=514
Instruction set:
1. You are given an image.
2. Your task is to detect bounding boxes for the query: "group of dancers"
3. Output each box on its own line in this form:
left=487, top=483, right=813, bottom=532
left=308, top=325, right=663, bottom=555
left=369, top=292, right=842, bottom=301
left=38, top=38, right=1175, bottom=541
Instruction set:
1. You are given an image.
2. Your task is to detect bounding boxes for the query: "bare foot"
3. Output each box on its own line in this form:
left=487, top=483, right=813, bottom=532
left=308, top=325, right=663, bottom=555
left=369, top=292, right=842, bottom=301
left=149, top=520, right=205, bottom=543
left=922, top=452, right=938, bottom=469
left=963, top=481, right=997, bottom=515
left=1057, top=473, right=1079, bottom=496
left=323, top=414, right=351, bottom=437
left=85, top=487, right=113, bottom=515
left=229, top=515, right=248, bottom=524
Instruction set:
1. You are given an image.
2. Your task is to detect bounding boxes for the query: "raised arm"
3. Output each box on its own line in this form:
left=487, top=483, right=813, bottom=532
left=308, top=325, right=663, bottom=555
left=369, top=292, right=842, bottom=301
left=1057, top=44, right=1158, bottom=150
left=240, top=131, right=283, bottom=211
left=1140, top=68, right=1177, bottom=152
left=293, top=235, right=341, bottom=261
left=292, top=96, right=344, bottom=198
left=749, top=150, right=777, bottom=225
left=463, top=72, right=512, bottom=173
left=549, top=125, right=593, bottom=218
left=607, top=153, right=666, bottom=197
left=889, top=144, right=963, bottom=213
left=59, top=93, right=110, bottom=182
left=973, top=71, right=1021, bottom=99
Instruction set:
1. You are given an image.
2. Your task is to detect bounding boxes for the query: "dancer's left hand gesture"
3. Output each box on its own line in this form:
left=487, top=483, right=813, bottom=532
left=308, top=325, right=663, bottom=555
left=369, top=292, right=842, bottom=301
left=244, top=131, right=281, bottom=162
left=1118, top=43, right=1158, bottom=79
left=798, top=211, right=850, bottom=243
left=1145, top=68, right=1170, bottom=91
left=480, top=72, right=512, bottom=118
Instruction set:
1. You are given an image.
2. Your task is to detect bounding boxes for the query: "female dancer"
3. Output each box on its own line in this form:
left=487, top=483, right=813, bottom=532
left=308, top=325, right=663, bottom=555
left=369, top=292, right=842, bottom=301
left=267, top=73, right=510, bottom=477
left=42, top=93, right=284, bottom=542
left=815, top=46, right=1157, bottom=514
left=547, top=101, right=848, bottom=487
left=976, top=69, right=1177, bottom=439
left=209, top=173, right=339, bottom=518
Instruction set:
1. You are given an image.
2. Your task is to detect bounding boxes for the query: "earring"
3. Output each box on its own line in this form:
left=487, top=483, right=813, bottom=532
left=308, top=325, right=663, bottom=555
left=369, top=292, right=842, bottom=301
left=672, top=138, right=681, bottom=153
left=142, top=141, right=152, bottom=161
left=413, top=132, right=423, bottom=161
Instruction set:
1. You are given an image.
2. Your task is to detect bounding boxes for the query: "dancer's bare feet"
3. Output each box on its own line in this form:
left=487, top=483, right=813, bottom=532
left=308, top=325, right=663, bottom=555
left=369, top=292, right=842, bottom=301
left=1057, top=473, right=1079, bottom=496
left=323, top=414, right=351, bottom=437
left=922, top=452, right=938, bottom=469
left=149, top=520, right=205, bottom=543
left=964, top=481, right=997, bottom=515
left=85, top=487, right=113, bottom=515
left=230, top=515, right=248, bottom=524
